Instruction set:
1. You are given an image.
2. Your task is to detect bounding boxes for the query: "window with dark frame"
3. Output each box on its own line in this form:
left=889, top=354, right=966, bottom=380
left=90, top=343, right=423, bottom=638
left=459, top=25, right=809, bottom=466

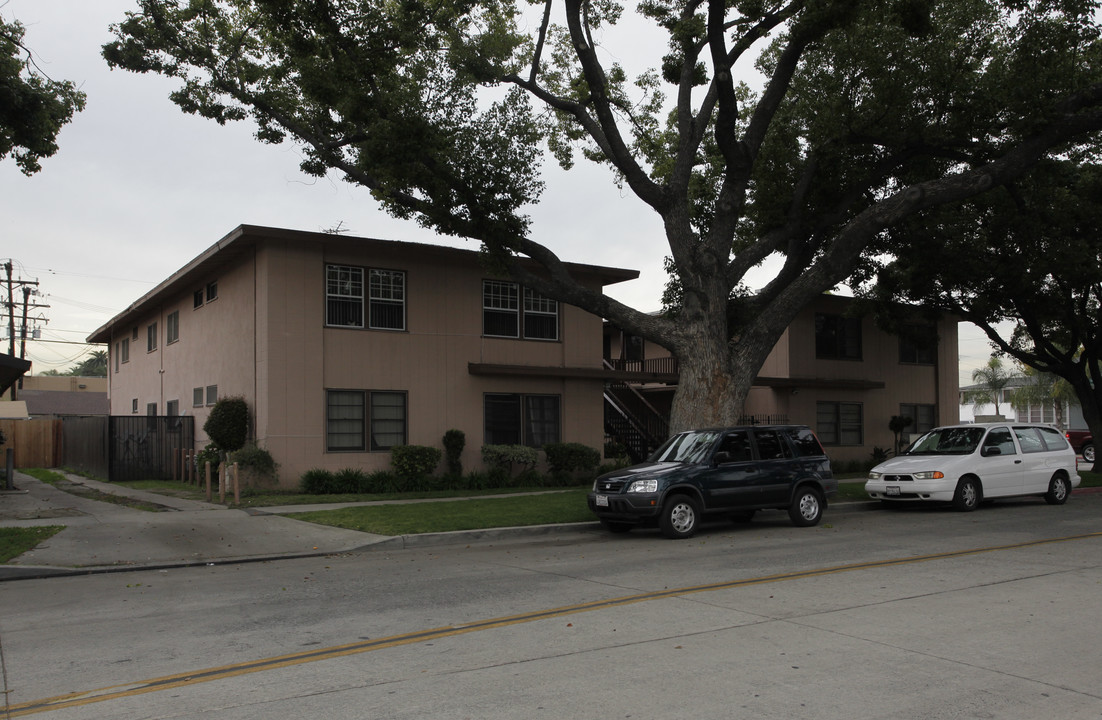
left=368, top=269, right=406, bottom=330
left=483, top=280, right=559, bottom=340
left=193, top=387, right=204, bottom=407
left=816, top=401, right=864, bottom=446
left=131, top=398, right=137, bottom=413
left=120, top=338, right=129, bottom=364
left=899, top=403, right=936, bottom=434
left=484, top=393, right=561, bottom=447
left=206, top=281, right=218, bottom=302
left=814, top=313, right=862, bottom=360
left=899, top=324, right=937, bottom=365
left=147, top=322, right=157, bottom=352
left=325, top=390, right=408, bottom=452
left=205, top=385, right=218, bottom=406
left=167, top=310, right=179, bottom=344
left=166, top=399, right=179, bottom=416
left=370, top=391, right=407, bottom=450
left=326, top=264, right=364, bottom=328
left=194, top=289, right=204, bottom=309
left=146, top=402, right=157, bottom=416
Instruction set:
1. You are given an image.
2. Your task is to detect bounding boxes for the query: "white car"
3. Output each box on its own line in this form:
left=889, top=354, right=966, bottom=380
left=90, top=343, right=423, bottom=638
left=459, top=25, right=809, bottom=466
left=865, top=423, right=1080, bottom=511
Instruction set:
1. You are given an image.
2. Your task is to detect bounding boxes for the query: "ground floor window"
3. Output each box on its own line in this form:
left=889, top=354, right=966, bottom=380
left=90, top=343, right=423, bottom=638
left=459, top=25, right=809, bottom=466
left=484, top=393, right=561, bottom=447
left=816, top=401, right=863, bottom=446
left=327, top=390, right=407, bottom=452
left=899, top=403, right=936, bottom=434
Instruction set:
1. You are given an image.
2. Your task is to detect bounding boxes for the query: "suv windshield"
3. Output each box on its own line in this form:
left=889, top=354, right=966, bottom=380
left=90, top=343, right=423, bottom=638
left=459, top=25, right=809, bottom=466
left=905, top=426, right=986, bottom=455
left=650, top=430, right=721, bottom=464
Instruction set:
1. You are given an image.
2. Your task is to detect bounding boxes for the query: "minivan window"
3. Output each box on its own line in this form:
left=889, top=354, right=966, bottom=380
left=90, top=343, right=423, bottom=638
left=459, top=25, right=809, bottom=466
left=1037, top=426, right=1070, bottom=451
left=907, top=426, right=985, bottom=455
left=1013, top=426, right=1046, bottom=454
left=982, top=427, right=1016, bottom=456
left=650, top=430, right=721, bottom=464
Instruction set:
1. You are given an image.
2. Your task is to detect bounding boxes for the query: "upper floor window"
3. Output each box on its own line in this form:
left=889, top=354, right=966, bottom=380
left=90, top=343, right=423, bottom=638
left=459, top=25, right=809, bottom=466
left=206, top=281, right=218, bottom=302
left=206, top=385, right=218, bottom=406
left=167, top=311, right=180, bottom=344
left=147, top=322, right=158, bottom=352
left=193, top=387, right=204, bottom=407
left=194, top=290, right=204, bottom=308
left=369, top=269, right=405, bottom=330
left=815, top=313, right=862, bottom=360
left=326, top=264, right=364, bottom=327
left=483, top=280, right=558, bottom=340
left=120, top=337, right=130, bottom=364
left=166, top=399, right=179, bottom=416
left=899, top=323, right=937, bottom=364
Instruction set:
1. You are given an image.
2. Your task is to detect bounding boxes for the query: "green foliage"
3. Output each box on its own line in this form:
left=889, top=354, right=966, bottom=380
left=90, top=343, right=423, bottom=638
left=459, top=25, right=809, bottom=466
left=0, top=526, right=65, bottom=563
left=543, top=442, right=601, bottom=479
left=227, top=443, right=277, bottom=475
left=0, top=15, right=86, bottom=174
left=870, top=446, right=891, bottom=463
left=203, top=396, right=250, bottom=453
left=443, top=429, right=466, bottom=477
left=391, top=445, right=443, bottom=483
left=481, top=444, right=539, bottom=483
left=194, top=443, right=221, bottom=472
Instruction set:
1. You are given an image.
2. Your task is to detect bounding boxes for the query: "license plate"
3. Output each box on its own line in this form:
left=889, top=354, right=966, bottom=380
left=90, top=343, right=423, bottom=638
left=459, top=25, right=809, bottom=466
left=886, top=486, right=901, bottom=496
left=595, top=494, right=609, bottom=507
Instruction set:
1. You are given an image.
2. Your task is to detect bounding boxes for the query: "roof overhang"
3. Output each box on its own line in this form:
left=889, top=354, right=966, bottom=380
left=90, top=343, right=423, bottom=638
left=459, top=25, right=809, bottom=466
left=0, top=353, right=31, bottom=396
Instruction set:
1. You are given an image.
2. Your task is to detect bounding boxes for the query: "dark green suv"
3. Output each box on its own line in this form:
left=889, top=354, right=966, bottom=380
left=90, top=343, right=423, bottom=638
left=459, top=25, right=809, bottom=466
left=588, top=426, right=836, bottom=539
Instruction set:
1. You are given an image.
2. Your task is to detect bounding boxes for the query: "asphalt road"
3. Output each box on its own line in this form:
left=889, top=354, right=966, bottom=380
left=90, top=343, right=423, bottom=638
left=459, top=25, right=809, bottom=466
left=3, top=496, right=1101, bottom=719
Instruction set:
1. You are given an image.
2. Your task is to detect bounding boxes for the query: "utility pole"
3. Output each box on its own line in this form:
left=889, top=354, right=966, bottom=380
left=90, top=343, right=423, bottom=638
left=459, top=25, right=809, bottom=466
left=2, top=261, right=44, bottom=399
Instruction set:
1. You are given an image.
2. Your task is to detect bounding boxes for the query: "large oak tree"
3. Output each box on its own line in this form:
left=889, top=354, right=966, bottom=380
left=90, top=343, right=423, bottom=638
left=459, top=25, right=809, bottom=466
left=104, top=0, right=1102, bottom=432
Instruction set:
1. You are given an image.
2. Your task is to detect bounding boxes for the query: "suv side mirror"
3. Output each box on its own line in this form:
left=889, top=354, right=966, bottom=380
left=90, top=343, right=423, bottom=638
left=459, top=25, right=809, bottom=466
left=713, top=451, right=733, bottom=466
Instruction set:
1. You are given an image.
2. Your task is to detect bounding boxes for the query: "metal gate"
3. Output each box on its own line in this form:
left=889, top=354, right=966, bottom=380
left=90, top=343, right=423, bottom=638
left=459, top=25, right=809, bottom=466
left=108, top=416, right=195, bottom=482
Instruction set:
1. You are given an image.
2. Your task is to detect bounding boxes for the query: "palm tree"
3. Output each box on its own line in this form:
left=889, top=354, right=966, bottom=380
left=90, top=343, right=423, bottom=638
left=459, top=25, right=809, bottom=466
left=961, top=356, right=1014, bottom=418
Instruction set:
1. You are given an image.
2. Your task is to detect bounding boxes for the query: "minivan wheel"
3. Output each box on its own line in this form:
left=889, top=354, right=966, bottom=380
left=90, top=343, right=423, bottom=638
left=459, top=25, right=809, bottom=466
left=1044, top=475, right=1070, bottom=505
left=952, top=478, right=981, bottom=512
left=659, top=494, right=701, bottom=539
left=788, top=487, right=823, bottom=527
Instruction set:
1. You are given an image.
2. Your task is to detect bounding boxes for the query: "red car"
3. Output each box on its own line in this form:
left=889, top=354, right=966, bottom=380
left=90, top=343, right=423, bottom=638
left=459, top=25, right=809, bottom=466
left=1065, top=430, right=1094, bottom=462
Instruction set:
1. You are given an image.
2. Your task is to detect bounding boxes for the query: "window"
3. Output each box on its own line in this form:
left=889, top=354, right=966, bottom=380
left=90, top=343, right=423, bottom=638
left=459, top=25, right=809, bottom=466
left=370, top=392, right=407, bottom=450
left=194, top=289, right=204, bottom=309
left=146, top=402, right=157, bottom=416
left=147, top=322, right=158, bottom=352
left=131, top=398, right=138, bottom=413
left=815, top=313, right=862, bottom=360
left=120, top=338, right=130, bottom=364
left=132, top=326, right=138, bottom=340
left=484, top=393, right=561, bottom=447
left=327, top=390, right=366, bottom=451
left=326, top=390, right=408, bottom=452
left=206, top=385, right=218, bottom=406
left=899, top=324, right=937, bottom=364
left=899, top=403, right=936, bottom=434
left=206, top=281, right=218, bottom=302
left=483, top=281, right=559, bottom=340
left=368, top=269, right=406, bottom=330
left=166, top=311, right=179, bottom=344
left=115, top=343, right=120, bottom=373
left=166, top=400, right=179, bottom=416
left=1013, top=426, right=1047, bottom=454
left=523, top=288, right=558, bottom=340
left=817, top=401, right=863, bottom=446
left=483, top=280, right=519, bottom=337
left=193, top=387, right=204, bottom=407
left=326, top=264, right=364, bottom=328
left=754, top=429, right=793, bottom=460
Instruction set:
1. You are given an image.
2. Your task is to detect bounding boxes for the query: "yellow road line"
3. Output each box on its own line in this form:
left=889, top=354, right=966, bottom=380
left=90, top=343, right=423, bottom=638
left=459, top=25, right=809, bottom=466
left=9, top=531, right=1101, bottom=717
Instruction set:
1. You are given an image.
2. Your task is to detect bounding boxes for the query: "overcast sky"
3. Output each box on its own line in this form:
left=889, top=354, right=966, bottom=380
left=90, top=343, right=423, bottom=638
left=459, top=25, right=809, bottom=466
left=1, top=0, right=996, bottom=384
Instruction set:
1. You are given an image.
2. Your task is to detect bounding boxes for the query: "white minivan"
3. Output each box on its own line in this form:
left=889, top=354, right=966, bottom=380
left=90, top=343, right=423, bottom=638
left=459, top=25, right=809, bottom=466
left=865, top=423, right=1080, bottom=511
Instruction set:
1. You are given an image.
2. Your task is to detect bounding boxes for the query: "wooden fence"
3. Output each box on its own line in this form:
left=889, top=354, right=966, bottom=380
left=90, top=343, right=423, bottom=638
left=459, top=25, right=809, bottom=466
left=0, top=419, right=60, bottom=468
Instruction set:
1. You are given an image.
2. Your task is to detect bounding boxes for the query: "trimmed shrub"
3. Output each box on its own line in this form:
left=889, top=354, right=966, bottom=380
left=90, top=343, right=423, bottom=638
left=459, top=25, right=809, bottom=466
left=391, top=445, right=442, bottom=484
left=544, top=443, right=601, bottom=482
left=481, top=444, right=539, bottom=483
left=443, top=429, right=465, bottom=477
left=203, top=396, right=250, bottom=453
left=301, top=468, right=335, bottom=494
left=228, top=443, right=277, bottom=475
left=194, top=443, right=222, bottom=474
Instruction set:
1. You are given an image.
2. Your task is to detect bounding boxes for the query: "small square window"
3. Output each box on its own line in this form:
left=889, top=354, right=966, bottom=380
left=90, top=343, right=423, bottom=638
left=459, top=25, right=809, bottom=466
left=131, top=398, right=138, bottom=413
left=206, top=385, right=218, bottom=406
left=166, top=400, right=179, bottom=417
left=193, top=388, right=204, bottom=407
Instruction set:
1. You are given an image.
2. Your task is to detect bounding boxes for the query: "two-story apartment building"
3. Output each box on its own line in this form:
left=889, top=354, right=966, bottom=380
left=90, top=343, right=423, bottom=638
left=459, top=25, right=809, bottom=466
left=605, top=293, right=960, bottom=463
left=88, top=225, right=638, bottom=486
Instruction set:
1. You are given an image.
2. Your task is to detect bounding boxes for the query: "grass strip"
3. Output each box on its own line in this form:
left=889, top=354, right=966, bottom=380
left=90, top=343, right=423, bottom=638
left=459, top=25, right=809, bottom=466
left=0, top=526, right=65, bottom=563
left=287, top=490, right=595, bottom=535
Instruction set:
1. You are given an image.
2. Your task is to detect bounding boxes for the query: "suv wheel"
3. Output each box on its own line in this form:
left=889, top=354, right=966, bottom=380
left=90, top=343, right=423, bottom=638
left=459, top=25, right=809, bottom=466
left=1084, top=444, right=1095, bottom=463
left=1044, top=475, right=1070, bottom=505
left=788, top=487, right=823, bottom=527
left=659, top=494, right=701, bottom=539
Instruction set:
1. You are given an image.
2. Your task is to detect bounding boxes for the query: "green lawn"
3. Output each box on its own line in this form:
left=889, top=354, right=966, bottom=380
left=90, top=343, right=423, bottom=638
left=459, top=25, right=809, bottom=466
left=0, top=526, right=65, bottom=563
